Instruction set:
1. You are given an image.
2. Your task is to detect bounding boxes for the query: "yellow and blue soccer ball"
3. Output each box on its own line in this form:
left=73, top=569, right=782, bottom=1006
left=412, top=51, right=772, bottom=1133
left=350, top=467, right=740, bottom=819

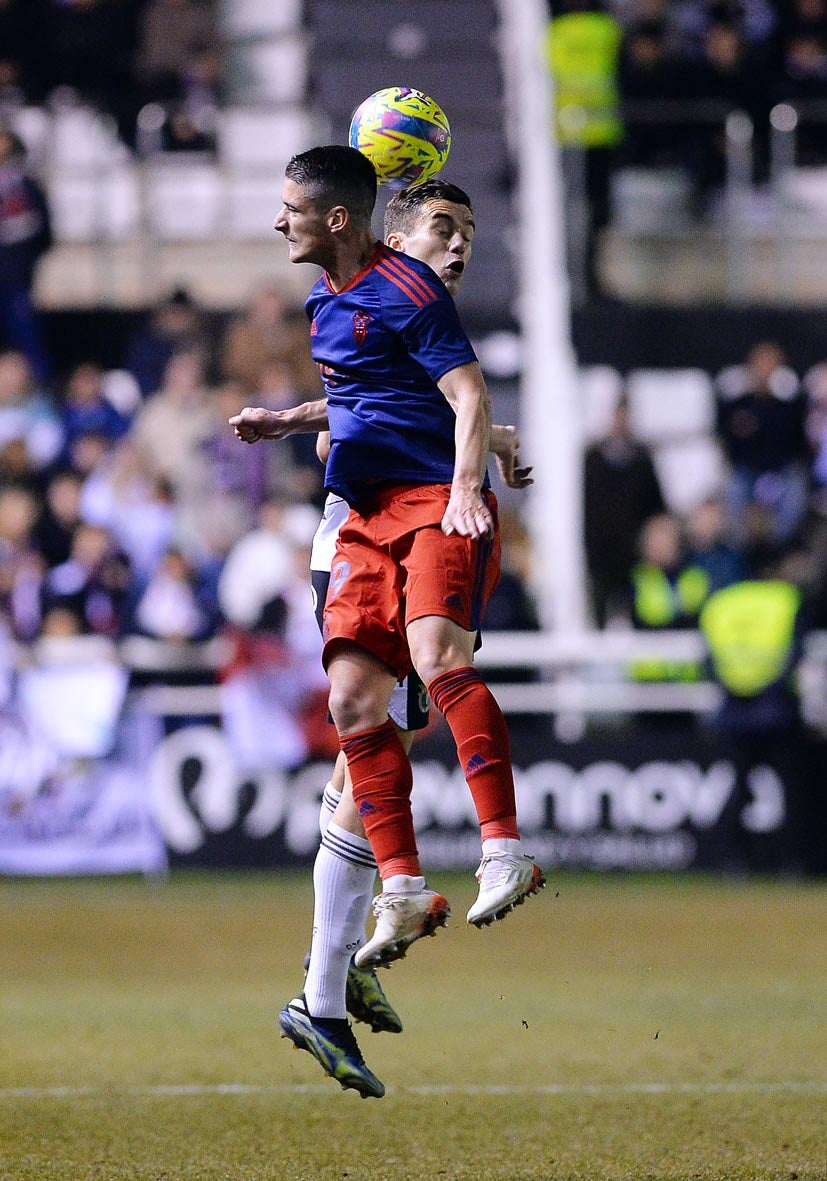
left=349, top=87, right=451, bottom=188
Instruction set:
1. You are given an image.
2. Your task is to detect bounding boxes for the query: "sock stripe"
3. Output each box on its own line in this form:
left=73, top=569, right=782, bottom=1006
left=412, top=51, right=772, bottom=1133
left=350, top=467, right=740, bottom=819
left=321, top=829, right=377, bottom=870
left=322, top=785, right=341, bottom=814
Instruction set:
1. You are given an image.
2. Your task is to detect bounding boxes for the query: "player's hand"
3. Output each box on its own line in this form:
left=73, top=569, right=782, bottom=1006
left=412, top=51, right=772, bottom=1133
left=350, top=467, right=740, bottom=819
left=442, top=487, right=494, bottom=540
left=228, top=407, right=290, bottom=443
left=493, top=425, right=534, bottom=490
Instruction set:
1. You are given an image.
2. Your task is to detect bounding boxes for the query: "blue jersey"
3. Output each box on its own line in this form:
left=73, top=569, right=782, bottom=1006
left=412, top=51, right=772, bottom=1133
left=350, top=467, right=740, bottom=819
left=305, top=243, right=480, bottom=506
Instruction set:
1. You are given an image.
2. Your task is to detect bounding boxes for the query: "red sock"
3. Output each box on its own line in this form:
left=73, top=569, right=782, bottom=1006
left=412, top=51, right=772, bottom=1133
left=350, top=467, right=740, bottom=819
left=340, top=719, right=421, bottom=879
left=428, top=667, right=519, bottom=841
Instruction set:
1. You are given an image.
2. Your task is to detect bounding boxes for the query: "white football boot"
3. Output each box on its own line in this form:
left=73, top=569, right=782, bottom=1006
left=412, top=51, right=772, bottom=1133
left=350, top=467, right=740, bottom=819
left=466, top=852, right=545, bottom=927
left=354, top=888, right=450, bottom=970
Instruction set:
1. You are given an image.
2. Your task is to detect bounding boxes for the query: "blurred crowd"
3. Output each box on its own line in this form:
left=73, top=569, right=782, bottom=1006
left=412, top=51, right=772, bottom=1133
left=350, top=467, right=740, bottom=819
left=0, top=280, right=541, bottom=760
left=548, top=0, right=827, bottom=289
left=584, top=338, right=827, bottom=637
left=0, top=0, right=221, bottom=152
left=0, top=284, right=327, bottom=647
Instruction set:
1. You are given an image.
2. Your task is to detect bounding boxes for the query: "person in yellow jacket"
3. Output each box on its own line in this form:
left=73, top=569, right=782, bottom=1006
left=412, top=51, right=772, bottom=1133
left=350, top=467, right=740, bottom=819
left=630, top=513, right=710, bottom=686
left=546, top=0, right=623, bottom=295
left=699, top=574, right=806, bottom=875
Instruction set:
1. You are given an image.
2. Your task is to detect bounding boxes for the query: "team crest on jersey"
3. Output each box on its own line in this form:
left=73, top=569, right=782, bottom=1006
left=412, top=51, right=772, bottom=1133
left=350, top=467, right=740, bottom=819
left=352, top=310, right=371, bottom=347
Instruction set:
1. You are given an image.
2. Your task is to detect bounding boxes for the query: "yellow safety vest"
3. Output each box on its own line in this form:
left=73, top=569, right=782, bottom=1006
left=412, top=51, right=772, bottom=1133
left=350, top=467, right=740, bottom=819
left=699, top=581, right=800, bottom=697
left=546, top=12, right=623, bottom=148
left=631, top=563, right=710, bottom=683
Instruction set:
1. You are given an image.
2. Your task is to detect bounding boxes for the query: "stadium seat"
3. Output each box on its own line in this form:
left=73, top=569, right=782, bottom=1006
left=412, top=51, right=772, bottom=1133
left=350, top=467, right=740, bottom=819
left=580, top=365, right=625, bottom=441
left=52, top=106, right=125, bottom=169
left=227, top=36, right=308, bottom=105
left=218, top=108, right=318, bottom=169
left=653, top=436, right=725, bottom=514
left=48, top=166, right=140, bottom=241
left=144, top=162, right=223, bottom=240
left=226, top=176, right=283, bottom=239
left=8, top=107, right=50, bottom=169
left=312, top=59, right=502, bottom=126
left=610, top=168, right=693, bottom=234
left=776, top=168, right=827, bottom=224
left=309, top=0, right=496, bottom=50
left=626, top=368, right=715, bottom=443
left=222, top=0, right=303, bottom=38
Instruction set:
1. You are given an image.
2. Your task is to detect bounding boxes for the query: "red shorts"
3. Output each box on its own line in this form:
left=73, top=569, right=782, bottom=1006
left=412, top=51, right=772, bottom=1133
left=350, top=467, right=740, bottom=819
left=322, top=483, right=501, bottom=680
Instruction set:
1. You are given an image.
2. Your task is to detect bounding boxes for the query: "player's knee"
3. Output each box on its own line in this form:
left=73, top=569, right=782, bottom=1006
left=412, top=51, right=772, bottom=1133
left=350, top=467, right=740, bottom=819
left=328, top=680, right=388, bottom=736
left=411, top=644, right=466, bottom=688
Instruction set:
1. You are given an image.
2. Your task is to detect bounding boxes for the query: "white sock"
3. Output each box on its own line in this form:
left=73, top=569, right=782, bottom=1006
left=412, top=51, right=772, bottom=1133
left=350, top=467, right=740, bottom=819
left=381, top=873, right=427, bottom=894
left=318, top=780, right=342, bottom=837
left=304, top=821, right=376, bottom=1019
left=481, top=837, right=524, bottom=857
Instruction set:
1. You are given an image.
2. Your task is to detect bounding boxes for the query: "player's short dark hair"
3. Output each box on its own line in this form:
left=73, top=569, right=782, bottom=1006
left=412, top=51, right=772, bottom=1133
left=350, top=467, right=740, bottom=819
left=285, top=145, right=377, bottom=227
left=384, top=179, right=473, bottom=238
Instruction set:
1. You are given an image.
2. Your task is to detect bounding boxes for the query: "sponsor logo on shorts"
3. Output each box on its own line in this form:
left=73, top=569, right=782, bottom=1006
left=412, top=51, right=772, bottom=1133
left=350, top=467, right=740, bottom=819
left=329, top=560, right=351, bottom=600
left=443, top=592, right=463, bottom=610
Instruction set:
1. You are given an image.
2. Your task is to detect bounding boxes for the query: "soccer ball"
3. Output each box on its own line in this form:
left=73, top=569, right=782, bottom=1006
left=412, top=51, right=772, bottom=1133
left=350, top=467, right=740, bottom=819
left=349, top=86, right=451, bottom=188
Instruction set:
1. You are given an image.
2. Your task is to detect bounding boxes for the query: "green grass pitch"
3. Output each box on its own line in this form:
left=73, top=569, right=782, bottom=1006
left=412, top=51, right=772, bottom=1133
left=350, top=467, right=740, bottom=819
left=0, top=870, right=825, bottom=1180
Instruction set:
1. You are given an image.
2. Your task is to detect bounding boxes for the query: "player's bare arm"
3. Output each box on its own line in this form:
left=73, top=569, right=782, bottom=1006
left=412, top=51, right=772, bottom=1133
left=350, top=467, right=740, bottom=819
left=229, top=397, right=329, bottom=443
left=437, top=361, right=493, bottom=540
left=232, top=395, right=528, bottom=491
left=490, top=424, right=534, bottom=490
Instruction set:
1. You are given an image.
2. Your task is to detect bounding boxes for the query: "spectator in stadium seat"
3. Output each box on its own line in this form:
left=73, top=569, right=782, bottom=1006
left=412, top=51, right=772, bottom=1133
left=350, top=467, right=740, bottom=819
left=129, top=347, right=214, bottom=490
left=159, top=103, right=217, bottom=155
left=124, top=286, right=209, bottom=398
left=216, top=496, right=296, bottom=634
left=78, top=438, right=176, bottom=581
left=0, top=349, right=63, bottom=472
left=584, top=393, right=665, bottom=627
left=547, top=0, right=624, bottom=295
left=220, top=284, right=320, bottom=398
left=0, top=0, right=49, bottom=104
left=619, top=20, right=697, bottom=169
left=33, top=468, right=85, bottom=568
left=629, top=511, right=710, bottom=695
left=683, top=21, right=772, bottom=213
left=699, top=561, right=808, bottom=875
left=715, top=341, right=811, bottom=550
left=804, top=360, right=827, bottom=503
left=482, top=511, right=541, bottom=645
left=44, top=0, right=133, bottom=120
left=58, top=361, right=131, bottom=463
left=134, top=0, right=216, bottom=107
left=130, top=546, right=217, bottom=641
left=64, top=429, right=109, bottom=482
left=777, top=0, right=827, bottom=47
left=774, top=33, right=827, bottom=163
left=684, top=496, right=745, bottom=594
left=0, top=482, right=42, bottom=639
left=247, top=361, right=325, bottom=506
left=41, top=521, right=130, bottom=638
left=0, top=129, right=52, bottom=384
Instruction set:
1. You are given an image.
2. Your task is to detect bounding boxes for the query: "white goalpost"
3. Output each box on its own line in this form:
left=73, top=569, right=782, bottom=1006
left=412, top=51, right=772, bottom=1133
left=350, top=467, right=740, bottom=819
left=496, top=0, right=588, bottom=635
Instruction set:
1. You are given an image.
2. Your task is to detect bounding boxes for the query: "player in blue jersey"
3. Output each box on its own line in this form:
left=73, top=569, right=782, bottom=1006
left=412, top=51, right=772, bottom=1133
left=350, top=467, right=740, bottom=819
left=234, top=180, right=532, bottom=1097
left=232, top=148, right=543, bottom=1097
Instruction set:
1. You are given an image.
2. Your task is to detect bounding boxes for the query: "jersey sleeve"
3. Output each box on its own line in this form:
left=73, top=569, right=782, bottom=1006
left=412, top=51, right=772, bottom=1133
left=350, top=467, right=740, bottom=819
left=385, top=282, right=477, bottom=384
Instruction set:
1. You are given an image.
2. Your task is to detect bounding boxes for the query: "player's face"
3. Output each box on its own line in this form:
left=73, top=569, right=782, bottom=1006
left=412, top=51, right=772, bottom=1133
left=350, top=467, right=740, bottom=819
left=274, top=179, right=332, bottom=265
left=390, top=200, right=475, bottom=296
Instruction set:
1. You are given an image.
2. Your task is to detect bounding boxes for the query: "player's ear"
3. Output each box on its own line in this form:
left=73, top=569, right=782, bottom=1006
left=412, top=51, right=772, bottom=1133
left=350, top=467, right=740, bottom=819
left=327, top=205, right=349, bottom=232
left=385, top=231, right=404, bottom=251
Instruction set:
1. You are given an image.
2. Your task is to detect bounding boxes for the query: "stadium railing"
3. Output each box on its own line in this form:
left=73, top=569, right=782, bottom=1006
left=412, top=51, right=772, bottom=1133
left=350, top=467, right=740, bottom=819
left=7, top=630, right=827, bottom=733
